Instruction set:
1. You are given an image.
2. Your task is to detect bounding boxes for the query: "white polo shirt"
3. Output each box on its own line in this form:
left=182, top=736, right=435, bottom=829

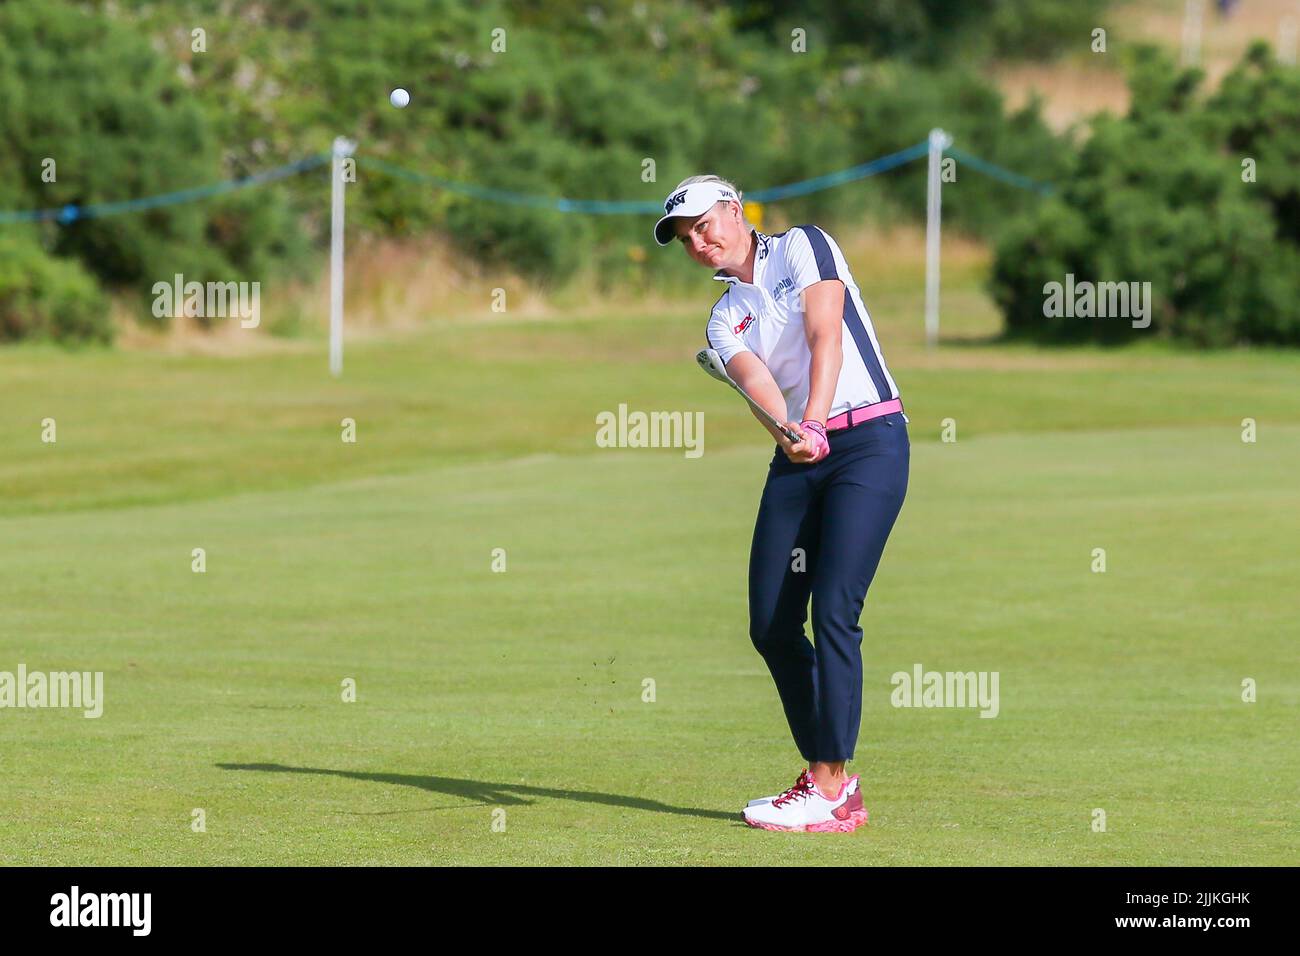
left=705, top=225, right=900, bottom=423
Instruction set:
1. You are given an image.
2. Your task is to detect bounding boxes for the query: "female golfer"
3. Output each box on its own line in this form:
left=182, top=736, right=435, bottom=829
left=655, top=175, right=909, bottom=833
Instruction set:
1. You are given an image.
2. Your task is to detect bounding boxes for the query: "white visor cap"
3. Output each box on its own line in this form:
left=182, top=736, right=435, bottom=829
left=653, top=182, right=740, bottom=246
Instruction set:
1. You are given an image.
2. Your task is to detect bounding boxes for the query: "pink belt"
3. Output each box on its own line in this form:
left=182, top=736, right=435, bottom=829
left=825, top=398, right=903, bottom=432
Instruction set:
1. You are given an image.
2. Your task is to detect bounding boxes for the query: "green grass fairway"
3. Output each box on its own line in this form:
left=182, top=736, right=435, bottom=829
left=2, top=308, right=1298, bottom=865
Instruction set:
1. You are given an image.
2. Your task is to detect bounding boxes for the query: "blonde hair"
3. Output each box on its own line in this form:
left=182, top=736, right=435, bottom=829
left=672, top=174, right=751, bottom=231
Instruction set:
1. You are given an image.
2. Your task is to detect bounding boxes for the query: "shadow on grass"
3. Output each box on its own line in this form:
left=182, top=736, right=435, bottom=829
left=217, top=762, right=736, bottom=821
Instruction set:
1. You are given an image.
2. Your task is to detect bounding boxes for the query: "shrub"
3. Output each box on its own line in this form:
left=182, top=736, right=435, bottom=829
left=990, top=45, right=1300, bottom=346
left=0, top=234, right=111, bottom=344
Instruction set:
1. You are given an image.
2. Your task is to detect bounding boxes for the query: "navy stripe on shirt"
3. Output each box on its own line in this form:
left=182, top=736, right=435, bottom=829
left=796, top=223, right=840, bottom=281
left=842, top=294, right=894, bottom=402
left=796, top=225, right=895, bottom=402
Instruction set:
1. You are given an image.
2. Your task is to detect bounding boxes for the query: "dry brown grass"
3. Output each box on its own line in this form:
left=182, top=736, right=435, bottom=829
left=833, top=221, right=991, bottom=286
left=114, top=296, right=312, bottom=357
left=991, top=59, right=1131, bottom=130
left=991, top=0, right=1299, bottom=131
left=116, top=234, right=625, bottom=355
left=115, top=218, right=996, bottom=356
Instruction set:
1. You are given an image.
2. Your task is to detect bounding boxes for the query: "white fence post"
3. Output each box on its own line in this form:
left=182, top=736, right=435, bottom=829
left=330, top=136, right=357, bottom=378
left=924, top=128, right=952, bottom=349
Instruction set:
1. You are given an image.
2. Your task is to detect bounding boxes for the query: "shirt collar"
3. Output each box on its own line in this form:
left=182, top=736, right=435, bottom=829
left=713, top=229, right=770, bottom=285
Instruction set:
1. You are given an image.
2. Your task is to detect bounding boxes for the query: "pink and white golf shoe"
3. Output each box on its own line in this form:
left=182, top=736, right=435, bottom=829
left=741, top=769, right=868, bottom=833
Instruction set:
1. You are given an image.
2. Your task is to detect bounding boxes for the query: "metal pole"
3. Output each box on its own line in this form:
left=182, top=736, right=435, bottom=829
left=330, top=136, right=356, bottom=378
left=924, top=128, right=950, bottom=349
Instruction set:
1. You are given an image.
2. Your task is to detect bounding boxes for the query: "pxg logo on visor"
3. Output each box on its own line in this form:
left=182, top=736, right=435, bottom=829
left=655, top=182, right=740, bottom=245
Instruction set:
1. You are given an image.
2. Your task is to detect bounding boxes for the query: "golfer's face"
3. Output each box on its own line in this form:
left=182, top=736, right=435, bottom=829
left=675, top=202, right=739, bottom=269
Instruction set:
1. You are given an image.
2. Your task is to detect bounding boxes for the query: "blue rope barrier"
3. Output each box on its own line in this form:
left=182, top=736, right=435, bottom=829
left=746, top=141, right=931, bottom=201
left=0, top=152, right=332, bottom=225
left=944, top=147, right=1054, bottom=195
left=0, top=141, right=1050, bottom=225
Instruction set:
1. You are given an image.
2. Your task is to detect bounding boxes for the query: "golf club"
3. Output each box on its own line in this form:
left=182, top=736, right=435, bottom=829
left=695, top=347, right=802, bottom=444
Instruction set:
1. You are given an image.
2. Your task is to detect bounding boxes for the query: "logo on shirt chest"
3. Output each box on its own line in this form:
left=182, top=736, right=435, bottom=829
left=771, top=277, right=794, bottom=303
left=733, top=313, right=755, bottom=334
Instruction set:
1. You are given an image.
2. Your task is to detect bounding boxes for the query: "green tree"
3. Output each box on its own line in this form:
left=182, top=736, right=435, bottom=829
left=991, top=45, right=1300, bottom=346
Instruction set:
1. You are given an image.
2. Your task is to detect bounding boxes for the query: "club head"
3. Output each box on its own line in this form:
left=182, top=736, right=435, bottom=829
left=695, top=348, right=732, bottom=384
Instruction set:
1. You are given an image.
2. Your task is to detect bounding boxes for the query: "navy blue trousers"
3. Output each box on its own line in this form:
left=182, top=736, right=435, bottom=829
left=748, top=411, right=909, bottom=763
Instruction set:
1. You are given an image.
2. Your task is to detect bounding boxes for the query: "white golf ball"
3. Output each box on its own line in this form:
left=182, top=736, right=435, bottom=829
left=390, top=88, right=410, bottom=109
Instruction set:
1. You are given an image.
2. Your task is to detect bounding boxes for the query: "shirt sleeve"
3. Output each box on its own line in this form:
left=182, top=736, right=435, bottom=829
left=785, top=225, right=844, bottom=296
left=705, top=303, right=750, bottom=366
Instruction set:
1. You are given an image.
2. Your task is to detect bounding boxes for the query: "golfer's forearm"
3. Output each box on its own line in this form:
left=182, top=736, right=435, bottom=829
left=726, top=352, right=790, bottom=440
left=744, top=377, right=790, bottom=442
left=800, top=279, right=846, bottom=425
left=803, top=337, right=842, bottom=425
